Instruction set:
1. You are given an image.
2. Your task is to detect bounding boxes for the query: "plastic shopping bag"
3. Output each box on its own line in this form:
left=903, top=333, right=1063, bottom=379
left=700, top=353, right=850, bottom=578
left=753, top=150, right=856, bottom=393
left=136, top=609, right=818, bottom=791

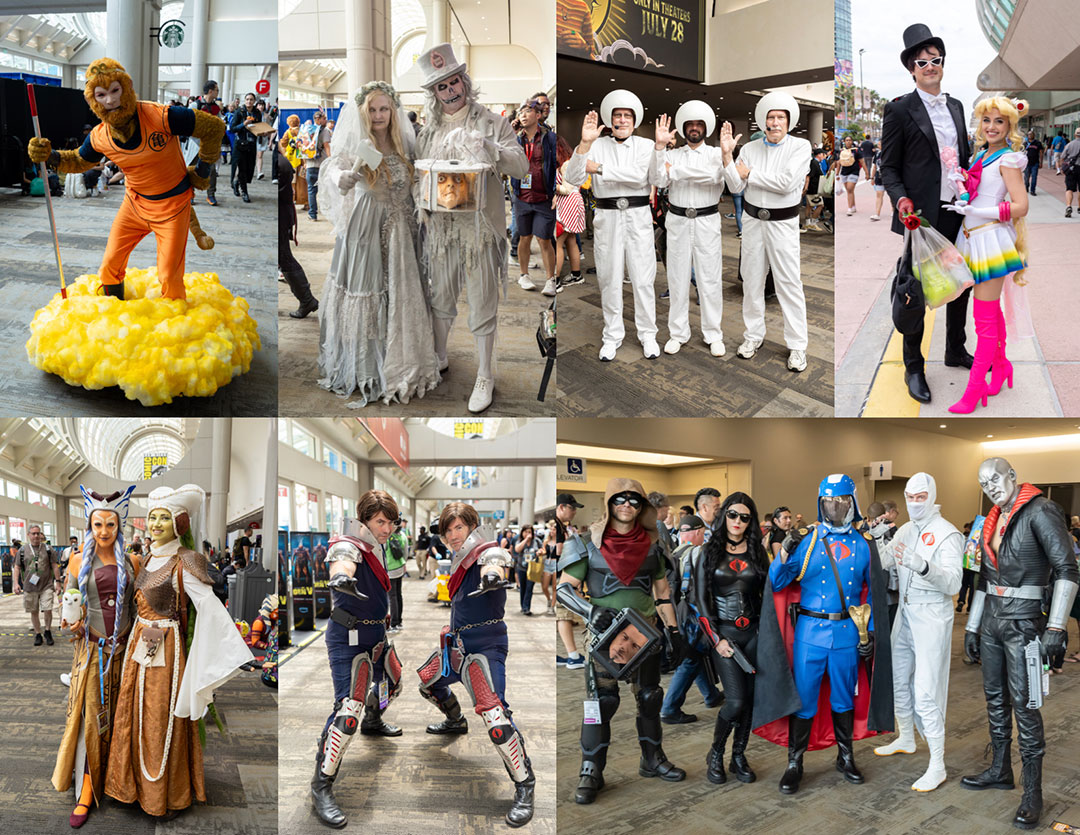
left=908, top=222, right=974, bottom=309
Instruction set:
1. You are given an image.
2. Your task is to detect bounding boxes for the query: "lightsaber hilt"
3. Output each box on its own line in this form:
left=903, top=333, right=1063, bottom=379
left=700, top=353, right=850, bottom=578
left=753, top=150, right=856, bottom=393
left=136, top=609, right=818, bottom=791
left=27, top=83, right=67, bottom=300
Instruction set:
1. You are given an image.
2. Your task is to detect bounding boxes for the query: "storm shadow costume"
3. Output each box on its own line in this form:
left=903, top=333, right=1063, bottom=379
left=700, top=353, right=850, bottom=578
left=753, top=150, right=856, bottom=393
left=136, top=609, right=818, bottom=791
left=556, top=478, right=686, bottom=805
left=691, top=492, right=769, bottom=785
left=416, top=526, right=535, bottom=827
left=753, top=474, right=893, bottom=794
left=311, top=520, right=404, bottom=830
left=961, top=457, right=1078, bottom=830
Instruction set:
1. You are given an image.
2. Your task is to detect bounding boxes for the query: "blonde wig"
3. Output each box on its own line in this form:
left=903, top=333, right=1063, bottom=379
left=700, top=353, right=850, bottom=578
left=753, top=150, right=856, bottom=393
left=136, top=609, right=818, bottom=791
left=973, top=96, right=1029, bottom=283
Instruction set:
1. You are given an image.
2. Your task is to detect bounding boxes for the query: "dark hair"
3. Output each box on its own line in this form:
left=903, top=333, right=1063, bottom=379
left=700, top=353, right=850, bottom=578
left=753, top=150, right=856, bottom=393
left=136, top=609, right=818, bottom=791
left=694, top=487, right=721, bottom=512
left=407, top=110, right=418, bottom=123
left=439, top=502, right=480, bottom=534
left=204, top=80, right=218, bottom=94
left=772, top=506, right=790, bottom=522
left=555, top=134, right=574, bottom=166
left=703, top=491, right=768, bottom=574
left=680, top=505, right=694, bottom=515
left=647, top=491, right=669, bottom=508
left=245, top=91, right=256, bottom=99
left=356, top=490, right=399, bottom=524
left=866, top=501, right=885, bottom=519
left=882, top=500, right=898, bottom=513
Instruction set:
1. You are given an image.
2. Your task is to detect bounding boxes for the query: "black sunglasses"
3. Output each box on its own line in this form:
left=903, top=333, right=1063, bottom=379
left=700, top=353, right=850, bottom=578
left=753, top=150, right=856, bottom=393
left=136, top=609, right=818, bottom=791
left=611, top=494, right=642, bottom=508
left=726, top=510, right=751, bottom=523
left=913, top=56, right=944, bottom=69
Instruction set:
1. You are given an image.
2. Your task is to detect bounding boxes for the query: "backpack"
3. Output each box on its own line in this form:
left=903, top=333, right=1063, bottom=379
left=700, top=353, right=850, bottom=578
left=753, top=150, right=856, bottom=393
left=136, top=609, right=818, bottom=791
left=1064, top=150, right=1080, bottom=177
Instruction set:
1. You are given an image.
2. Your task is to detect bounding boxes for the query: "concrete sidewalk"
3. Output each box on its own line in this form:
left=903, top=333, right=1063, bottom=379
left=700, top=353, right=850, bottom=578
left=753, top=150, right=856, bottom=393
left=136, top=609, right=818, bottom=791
left=835, top=171, right=1079, bottom=417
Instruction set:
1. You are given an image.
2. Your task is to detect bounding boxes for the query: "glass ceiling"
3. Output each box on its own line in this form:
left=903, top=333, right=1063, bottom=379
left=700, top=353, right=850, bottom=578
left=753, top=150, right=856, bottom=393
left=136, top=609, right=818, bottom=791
left=40, top=418, right=199, bottom=481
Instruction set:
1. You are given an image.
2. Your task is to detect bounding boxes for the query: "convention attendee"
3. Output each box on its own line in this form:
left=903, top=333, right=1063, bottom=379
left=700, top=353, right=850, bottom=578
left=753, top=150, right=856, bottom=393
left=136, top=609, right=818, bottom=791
left=557, top=478, right=687, bottom=804
left=512, top=97, right=559, bottom=297
left=768, top=506, right=793, bottom=559
left=417, top=504, right=535, bottom=827
left=386, top=519, right=409, bottom=631
left=961, top=458, right=1078, bottom=830
left=415, top=44, right=528, bottom=413
left=565, top=90, right=661, bottom=361
left=192, top=79, right=223, bottom=205
left=873, top=473, right=962, bottom=792
left=310, top=491, right=405, bottom=829
left=415, top=525, right=431, bottom=580
left=12, top=524, right=61, bottom=646
left=554, top=493, right=586, bottom=669
left=229, top=92, right=260, bottom=203
left=306, top=110, right=333, bottom=220
left=513, top=524, right=538, bottom=615
left=721, top=91, right=812, bottom=372
left=276, top=142, right=319, bottom=319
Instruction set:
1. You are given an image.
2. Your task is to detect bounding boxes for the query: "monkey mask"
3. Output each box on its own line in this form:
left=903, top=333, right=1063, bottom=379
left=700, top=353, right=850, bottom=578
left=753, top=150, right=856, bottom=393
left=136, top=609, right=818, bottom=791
left=84, top=58, right=139, bottom=141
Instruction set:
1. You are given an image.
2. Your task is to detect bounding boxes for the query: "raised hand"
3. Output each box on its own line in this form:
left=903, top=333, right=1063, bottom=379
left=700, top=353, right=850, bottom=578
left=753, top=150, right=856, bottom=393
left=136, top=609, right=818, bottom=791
left=580, top=110, right=601, bottom=145
left=654, top=114, right=677, bottom=150
left=719, top=121, right=742, bottom=156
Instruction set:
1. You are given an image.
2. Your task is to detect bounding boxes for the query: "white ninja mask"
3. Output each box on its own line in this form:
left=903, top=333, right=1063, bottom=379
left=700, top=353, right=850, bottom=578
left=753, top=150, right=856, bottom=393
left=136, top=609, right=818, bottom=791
left=904, top=472, right=936, bottom=522
left=435, top=74, right=467, bottom=115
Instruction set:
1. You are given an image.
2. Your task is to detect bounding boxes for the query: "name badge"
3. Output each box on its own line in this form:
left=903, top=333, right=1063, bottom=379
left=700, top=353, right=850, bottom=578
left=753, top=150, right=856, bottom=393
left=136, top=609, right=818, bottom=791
left=348, top=629, right=359, bottom=647
left=28, top=573, right=40, bottom=587
left=521, top=174, right=532, bottom=190
left=583, top=699, right=601, bottom=724
left=379, top=679, right=389, bottom=710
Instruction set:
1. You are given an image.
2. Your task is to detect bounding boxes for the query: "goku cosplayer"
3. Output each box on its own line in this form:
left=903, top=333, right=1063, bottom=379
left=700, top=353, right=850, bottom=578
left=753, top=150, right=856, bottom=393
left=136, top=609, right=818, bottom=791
left=27, top=58, right=222, bottom=300
left=753, top=474, right=894, bottom=794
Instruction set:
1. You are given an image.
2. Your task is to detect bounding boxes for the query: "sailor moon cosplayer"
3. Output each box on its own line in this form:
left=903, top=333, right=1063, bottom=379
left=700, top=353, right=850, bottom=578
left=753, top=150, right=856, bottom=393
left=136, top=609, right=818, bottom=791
left=104, top=484, right=252, bottom=817
left=945, top=97, right=1031, bottom=414
left=53, top=485, right=139, bottom=829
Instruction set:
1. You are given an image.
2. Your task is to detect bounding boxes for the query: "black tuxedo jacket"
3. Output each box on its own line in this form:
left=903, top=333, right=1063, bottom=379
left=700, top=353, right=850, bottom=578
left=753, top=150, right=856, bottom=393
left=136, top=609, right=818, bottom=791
left=880, top=90, right=971, bottom=235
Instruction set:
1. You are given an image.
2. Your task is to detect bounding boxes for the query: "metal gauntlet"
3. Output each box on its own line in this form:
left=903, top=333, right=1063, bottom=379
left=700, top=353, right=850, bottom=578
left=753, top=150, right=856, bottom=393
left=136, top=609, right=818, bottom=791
left=965, top=589, right=986, bottom=633
left=1047, top=579, right=1079, bottom=631
left=556, top=582, right=593, bottom=622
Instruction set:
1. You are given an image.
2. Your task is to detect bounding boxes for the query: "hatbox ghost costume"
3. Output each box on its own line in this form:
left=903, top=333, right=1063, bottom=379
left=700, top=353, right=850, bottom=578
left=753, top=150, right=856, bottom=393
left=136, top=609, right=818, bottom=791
left=316, top=81, right=441, bottom=407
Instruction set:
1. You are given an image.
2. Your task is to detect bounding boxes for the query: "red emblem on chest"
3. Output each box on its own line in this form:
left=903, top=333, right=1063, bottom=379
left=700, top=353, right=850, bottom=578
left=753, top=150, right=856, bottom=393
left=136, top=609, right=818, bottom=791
left=921, top=532, right=935, bottom=547
left=828, top=541, right=851, bottom=561
left=729, top=558, right=748, bottom=573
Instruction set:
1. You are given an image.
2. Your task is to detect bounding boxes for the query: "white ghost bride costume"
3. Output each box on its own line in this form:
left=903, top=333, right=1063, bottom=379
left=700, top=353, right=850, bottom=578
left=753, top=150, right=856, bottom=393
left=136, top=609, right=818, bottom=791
left=316, top=82, right=442, bottom=407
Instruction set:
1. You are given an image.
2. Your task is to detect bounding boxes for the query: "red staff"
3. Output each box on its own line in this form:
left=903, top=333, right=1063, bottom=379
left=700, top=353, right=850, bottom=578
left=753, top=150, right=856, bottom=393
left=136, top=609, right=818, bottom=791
left=26, top=83, right=67, bottom=299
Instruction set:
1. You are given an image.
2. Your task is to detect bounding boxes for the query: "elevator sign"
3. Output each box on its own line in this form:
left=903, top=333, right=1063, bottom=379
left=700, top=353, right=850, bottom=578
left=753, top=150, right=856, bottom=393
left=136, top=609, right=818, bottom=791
left=558, top=456, right=587, bottom=484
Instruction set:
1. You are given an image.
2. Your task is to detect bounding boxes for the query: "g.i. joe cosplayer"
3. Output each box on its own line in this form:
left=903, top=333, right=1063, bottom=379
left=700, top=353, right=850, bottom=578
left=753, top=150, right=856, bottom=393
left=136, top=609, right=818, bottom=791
left=754, top=474, right=893, bottom=794
left=414, top=45, right=528, bottom=413
left=310, top=491, right=405, bottom=829
left=26, top=58, right=223, bottom=300
left=417, top=503, right=535, bottom=827
left=565, top=91, right=662, bottom=361
left=556, top=478, right=688, bottom=804
left=720, top=91, right=812, bottom=372
left=873, top=473, right=963, bottom=793
left=962, top=458, right=1078, bottom=830
left=53, top=485, right=138, bottom=829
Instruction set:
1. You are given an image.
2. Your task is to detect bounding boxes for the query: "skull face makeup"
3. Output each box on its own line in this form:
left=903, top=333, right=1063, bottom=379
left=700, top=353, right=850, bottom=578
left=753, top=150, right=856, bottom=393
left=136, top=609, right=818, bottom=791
left=978, top=457, right=1020, bottom=509
left=435, top=74, right=466, bottom=114
left=436, top=171, right=471, bottom=208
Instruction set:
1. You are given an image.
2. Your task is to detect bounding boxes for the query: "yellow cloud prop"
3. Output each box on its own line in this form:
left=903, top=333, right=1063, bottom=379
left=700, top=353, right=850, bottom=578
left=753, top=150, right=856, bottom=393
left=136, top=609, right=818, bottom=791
left=26, top=268, right=260, bottom=406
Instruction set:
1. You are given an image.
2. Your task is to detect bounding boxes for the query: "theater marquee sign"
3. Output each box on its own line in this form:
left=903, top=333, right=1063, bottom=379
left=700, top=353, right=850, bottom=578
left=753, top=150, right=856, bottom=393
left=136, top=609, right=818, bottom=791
left=557, top=0, right=704, bottom=82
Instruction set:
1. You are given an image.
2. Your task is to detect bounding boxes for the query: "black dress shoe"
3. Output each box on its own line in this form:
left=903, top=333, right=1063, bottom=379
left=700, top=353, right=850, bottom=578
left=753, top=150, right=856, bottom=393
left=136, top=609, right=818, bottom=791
left=506, top=779, right=535, bottom=827
left=905, top=371, right=931, bottom=403
left=426, top=715, right=468, bottom=734
left=44, top=630, right=54, bottom=646
left=944, top=350, right=975, bottom=369
left=290, top=299, right=319, bottom=319
left=661, top=712, right=698, bottom=725
left=359, top=718, right=402, bottom=737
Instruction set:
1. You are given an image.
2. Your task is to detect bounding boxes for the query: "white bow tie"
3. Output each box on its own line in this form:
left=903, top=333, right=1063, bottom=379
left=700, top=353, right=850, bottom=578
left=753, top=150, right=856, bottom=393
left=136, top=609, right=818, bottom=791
left=926, top=94, right=947, bottom=108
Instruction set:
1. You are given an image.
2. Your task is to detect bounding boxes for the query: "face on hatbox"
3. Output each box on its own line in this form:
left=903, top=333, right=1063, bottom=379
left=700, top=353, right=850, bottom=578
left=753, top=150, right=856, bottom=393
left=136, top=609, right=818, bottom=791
left=437, top=172, right=471, bottom=208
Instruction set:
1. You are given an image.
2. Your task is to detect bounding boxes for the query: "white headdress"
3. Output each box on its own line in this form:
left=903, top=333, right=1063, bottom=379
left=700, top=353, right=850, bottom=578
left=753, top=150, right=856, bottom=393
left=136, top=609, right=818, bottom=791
left=674, top=100, right=715, bottom=139
left=600, top=89, right=643, bottom=129
left=755, top=91, right=800, bottom=133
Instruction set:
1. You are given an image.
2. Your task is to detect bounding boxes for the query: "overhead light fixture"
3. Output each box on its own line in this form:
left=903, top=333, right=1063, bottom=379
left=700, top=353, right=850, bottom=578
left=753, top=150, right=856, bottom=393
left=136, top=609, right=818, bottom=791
left=939, top=424, right=947, bottom=428
left=982, top=433, right=1080, bottom=452
left=556, top=443, right=714, bottom=467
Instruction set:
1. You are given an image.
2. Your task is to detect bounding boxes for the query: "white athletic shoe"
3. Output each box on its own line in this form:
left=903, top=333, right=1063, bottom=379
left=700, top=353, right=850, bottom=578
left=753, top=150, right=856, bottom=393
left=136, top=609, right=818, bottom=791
left=518, top=274, right=538, bottom=291
left=467, top=376, right=494, bottom=413
left=874, top=714, right=916, bottom=756
left=869, top=214, right=881, bottom=221
left=663, top=338, right=682, bottom=355
left=710, top=339, right=726, bottom=357
left=60, top=673, right=71, bottom=687
left=642, top=338, right=661, bottom=359
left=598, top=342, right=618, bottom=361
left=736, top=338, right=761, bottom=359
left=541, top=278, right=558, bottom=297
left=787, top=349, right=807, bottom=372
left=846, top=207, right=855, bottom=216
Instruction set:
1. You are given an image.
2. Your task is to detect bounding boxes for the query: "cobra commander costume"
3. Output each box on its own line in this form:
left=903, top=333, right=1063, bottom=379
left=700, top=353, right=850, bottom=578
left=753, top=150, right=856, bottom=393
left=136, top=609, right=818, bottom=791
left=752, top=474, right=894, bottom=794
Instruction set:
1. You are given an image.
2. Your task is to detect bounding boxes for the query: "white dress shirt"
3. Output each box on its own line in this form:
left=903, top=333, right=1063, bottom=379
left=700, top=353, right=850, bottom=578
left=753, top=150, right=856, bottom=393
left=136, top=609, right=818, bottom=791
left=564, top=134, right=656, bottom=198
left=724, top=135, right=812, bottom=208
left=651, top=143, right=728, bottom=208
left=916, top=87, right=959, bottom=202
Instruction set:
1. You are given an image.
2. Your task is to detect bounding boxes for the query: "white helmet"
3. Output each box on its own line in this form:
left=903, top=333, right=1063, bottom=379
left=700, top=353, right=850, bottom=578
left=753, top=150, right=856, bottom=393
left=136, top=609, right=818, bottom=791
left=600, top=89, right=643, bottom=129
left=674, top=100, right=715, bottom=139
left=755, top=91, right=800, bottom=133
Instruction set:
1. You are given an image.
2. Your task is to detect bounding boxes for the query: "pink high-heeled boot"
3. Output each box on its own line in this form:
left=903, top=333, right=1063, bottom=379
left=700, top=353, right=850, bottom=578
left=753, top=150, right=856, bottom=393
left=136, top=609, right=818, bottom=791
left=949, top=298, right=999, bottom=413
left=987, top=305, right=1013, bottom=396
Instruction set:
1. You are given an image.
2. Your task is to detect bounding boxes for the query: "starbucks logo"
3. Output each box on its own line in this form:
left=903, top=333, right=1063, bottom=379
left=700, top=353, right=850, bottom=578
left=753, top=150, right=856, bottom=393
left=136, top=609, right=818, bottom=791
left=157, top=19, right=185, bottom=49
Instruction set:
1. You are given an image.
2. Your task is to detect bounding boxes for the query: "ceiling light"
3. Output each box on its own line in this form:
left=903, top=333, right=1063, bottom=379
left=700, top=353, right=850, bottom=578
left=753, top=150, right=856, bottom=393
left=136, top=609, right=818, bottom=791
left=986, top=434, right=993, bottom=438
left=556, top=443, right=714, bottom=467
left=939, top=424, right=947, bottom=428
left=983, top=434, right=1080, bottom=452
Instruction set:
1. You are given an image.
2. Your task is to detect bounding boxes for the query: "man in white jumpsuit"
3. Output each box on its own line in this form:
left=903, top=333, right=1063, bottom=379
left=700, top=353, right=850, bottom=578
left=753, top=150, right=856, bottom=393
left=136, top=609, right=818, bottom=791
left=565, top=90, right=660, bottom=361
left=651, top=102, right=738, bottom=357
left=721, top=91, right=812, bottom=372
left=873, top=472, right=963, bottom=792
left=415, top=44, right=529, bottom=412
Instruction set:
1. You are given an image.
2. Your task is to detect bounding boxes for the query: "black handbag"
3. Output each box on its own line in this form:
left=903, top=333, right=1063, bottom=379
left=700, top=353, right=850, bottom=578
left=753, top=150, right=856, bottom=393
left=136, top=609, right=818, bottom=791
left=890, top=230, right=925, bottom=335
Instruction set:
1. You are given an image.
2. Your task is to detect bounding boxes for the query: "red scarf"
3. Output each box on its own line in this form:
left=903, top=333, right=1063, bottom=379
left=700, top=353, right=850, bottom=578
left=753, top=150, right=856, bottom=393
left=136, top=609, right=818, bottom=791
left=600, top=524, right=652, bottom=587
left=982, top=483, right=1041, bottom=569
left=447, top=541, right=499, bottom=598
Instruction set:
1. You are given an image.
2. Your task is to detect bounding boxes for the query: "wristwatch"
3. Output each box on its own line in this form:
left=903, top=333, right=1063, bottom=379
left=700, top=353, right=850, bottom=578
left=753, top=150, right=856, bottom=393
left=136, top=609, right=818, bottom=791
left=597, top=163, right=604, bottom=176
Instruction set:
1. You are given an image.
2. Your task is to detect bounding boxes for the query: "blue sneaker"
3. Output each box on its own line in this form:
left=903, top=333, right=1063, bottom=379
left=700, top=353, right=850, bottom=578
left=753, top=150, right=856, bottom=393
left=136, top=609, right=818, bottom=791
left=556, top=655, right=569, bottom=667
left=565, top=655, right=585, bottom=670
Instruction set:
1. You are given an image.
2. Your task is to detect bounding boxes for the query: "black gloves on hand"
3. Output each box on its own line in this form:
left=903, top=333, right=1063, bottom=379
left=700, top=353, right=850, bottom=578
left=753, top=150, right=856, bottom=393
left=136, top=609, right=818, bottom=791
left=964, top=631, right=981, bottom=663
left=328, top=572, right=368, bottom=600
left=590, top=607, right=616, bottom=634
left=781, top=527, right=807, bottom=559
left=1042, top=628, right=1068, bottom=668
left=857, top=634, right=874, bottom=659
left=666, top=626, right=688, bottom=666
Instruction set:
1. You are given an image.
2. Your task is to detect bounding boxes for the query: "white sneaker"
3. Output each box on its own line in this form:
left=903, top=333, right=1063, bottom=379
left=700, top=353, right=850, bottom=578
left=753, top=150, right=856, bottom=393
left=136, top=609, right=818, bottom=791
left=736, top=338, right=761, bottom=359
left=663, top=338, right=682, bottom=355
left=846, top=207, right=855, bottom=216
left=467, top=375, right=494, bottom=413
left=60, top=673, right=71, bottom=687
left=541, top=278, right=557, bottom=297
left=710, top=339, right=726, bottom=357
left=518, top=274, right=537, bottom=291
left=869, top=214, right=881, bottom=221
left=598, top=342, right=618, bottom=361
left=787, top=349, right=808, bottom=372
left=642, top=338, right=660, bottom=359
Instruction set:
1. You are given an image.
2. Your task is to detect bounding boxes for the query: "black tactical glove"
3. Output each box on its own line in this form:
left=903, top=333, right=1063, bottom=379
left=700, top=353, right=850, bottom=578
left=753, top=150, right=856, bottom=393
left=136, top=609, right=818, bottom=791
left=480, top=570, right=503, bottom=591
left=590, top=606, right=616, bottom=634
left=328, top=572, right=369, bottom=600
left=857, top=634, right=874, bottom=659
left=964, top=631, right=981, bottom=663
left=1042, top=628, right=1067, bottom=668
left=781, top=527, right=808, bottom=559
left=666, top=626, right=688, bottom=666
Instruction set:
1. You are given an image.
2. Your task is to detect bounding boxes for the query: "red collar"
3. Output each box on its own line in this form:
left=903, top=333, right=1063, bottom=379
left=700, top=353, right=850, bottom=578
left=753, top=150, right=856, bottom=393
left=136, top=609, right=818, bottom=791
left=447, top=541, right=499, bottom=598
left=337, top=535, right=390, bottom=591
left=982, top=483, right=1042, bottom=568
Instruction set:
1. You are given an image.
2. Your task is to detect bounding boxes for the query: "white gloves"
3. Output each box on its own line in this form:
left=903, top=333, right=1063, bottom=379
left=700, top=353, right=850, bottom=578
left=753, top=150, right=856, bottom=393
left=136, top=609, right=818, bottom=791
left=944, top=202, right=1001, bottom=220
left=895, top=544, right=927, bottom=575
left=338, top=169, right=362, bottom=195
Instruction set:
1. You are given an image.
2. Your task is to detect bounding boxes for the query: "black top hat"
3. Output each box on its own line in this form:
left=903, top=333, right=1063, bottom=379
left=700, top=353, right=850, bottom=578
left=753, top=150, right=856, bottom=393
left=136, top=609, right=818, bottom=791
left=900, top=23, right=946, bottom=70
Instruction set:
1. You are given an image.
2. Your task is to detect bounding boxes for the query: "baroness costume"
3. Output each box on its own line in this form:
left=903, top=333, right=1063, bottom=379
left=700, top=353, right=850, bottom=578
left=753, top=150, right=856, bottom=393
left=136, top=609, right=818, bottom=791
left=104, top=484, right=252, bottom=817
left=316, top=81, right=441, bottom=407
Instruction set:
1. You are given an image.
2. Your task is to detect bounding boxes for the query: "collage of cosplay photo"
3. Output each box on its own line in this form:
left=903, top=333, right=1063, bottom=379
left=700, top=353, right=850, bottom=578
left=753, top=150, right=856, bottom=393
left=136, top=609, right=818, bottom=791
left=0, top=1, right=1078, bottom=834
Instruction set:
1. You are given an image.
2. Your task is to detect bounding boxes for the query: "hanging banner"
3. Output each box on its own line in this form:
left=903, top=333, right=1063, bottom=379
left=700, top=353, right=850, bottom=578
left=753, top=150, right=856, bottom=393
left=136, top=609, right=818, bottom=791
left=557, top=0, right=704, bottom=82
left=358, top=418, right=409, bottom=473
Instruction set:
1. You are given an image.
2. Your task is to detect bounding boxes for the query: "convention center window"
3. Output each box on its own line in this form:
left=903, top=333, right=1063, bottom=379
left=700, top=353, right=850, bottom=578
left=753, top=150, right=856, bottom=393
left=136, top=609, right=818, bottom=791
left=42, top=522, right=55, bottom=540
left=278, top=484, right=291, bottom=530
left=291, top=425, right=317, bottom=460
left=0, top=518, right=7, bottom=542
left=6, top=480, right=24, bottom=502
left=28, top=490, right=54, bottom=509
left=9, top=517, right=26, bottom=543
left=69, top=500, right=81, bottom=520
left=322, top=444, right=356, bottom=479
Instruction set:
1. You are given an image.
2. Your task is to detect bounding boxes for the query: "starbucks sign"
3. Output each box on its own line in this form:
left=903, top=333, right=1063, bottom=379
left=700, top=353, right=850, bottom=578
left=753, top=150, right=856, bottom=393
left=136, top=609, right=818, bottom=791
left=158, top=19, right=185, bottom=48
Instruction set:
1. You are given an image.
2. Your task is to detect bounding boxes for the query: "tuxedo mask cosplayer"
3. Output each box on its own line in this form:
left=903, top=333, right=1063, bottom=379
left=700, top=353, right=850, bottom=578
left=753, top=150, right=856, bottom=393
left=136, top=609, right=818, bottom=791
left=978, top=457, right=1020, bottom=509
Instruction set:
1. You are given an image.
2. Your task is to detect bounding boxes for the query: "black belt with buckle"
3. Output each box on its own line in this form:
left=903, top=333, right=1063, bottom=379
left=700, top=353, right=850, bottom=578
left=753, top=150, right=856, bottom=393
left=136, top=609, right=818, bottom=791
left=798, top=607, right=850, bottom=621
left=744, top=200, right=800, bottom=221
left=331, top=608, right=387, bottom=629
left=594, top=195, right=650, bottom=210
left=668, top=203, right=719, bottom=219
